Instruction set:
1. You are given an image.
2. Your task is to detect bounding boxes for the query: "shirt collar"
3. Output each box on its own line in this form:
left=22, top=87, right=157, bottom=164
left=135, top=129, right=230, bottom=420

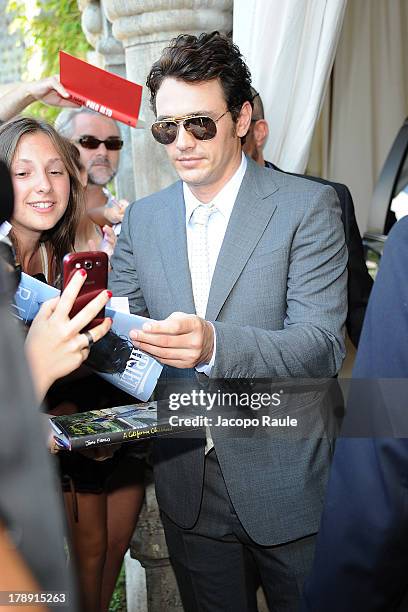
left=184, top=152, right=247, bottom=222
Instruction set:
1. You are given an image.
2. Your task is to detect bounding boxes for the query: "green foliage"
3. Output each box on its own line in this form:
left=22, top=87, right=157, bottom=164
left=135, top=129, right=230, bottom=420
left=7, top=0, right=91, bottom=123
left=109, top=564, right=127, bottom=612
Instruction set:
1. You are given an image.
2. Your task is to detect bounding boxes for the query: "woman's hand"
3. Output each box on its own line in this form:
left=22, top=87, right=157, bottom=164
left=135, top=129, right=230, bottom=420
left=26, top=75, right=78, bottom=108
left=25, top=269, right=112, bottom=402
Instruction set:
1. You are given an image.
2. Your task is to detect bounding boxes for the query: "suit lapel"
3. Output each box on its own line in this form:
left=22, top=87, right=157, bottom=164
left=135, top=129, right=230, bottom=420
left=153, top=160, right=279, bottom=320
left=155, top=182, right=196, bottom=314
left=206, top=160, right=279, bottom=321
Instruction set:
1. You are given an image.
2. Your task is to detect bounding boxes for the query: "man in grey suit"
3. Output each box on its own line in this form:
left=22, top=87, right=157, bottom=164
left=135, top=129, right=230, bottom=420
left=110, top=32, right=347, bottom=611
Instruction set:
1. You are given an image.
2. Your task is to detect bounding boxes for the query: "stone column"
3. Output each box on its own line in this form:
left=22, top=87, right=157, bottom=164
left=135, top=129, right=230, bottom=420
left=103, top=0, right=233, bottom=198
left=78, top=0, right=136, bottom=201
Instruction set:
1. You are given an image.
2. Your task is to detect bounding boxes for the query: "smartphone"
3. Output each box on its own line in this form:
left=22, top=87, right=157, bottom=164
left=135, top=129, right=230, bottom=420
left=62, top=251, right=108, bottom=330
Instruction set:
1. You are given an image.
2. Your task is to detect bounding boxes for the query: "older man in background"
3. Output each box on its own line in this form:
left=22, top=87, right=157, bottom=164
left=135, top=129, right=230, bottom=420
left=55, top=106, right=128, bottom=229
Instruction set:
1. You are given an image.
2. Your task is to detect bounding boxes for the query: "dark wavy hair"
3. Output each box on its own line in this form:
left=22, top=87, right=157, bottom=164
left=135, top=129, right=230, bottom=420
left=147, top=31, right=253, bottom=123
left=0, top=117, right=83, bottom=287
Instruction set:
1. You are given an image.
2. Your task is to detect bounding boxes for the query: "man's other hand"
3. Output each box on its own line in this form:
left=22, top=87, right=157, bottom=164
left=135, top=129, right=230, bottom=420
left=129, top=312, right=214, bottom=368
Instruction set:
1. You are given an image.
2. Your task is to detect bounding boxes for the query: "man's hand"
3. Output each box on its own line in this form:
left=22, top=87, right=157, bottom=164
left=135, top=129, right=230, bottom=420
left=129, top=312, right=214, bottom=368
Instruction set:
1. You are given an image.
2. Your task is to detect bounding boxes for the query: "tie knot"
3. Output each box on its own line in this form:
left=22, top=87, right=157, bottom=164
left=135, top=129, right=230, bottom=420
left=190, top=204, right=217, bottom=226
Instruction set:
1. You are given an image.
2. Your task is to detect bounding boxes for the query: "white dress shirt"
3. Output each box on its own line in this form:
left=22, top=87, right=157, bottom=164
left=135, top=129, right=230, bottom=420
left=183, top=152, right=247, bottom=374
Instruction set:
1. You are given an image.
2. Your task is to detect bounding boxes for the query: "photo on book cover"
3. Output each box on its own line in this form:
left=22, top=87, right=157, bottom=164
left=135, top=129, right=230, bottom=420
left=50, top=402, right=163, bottom=450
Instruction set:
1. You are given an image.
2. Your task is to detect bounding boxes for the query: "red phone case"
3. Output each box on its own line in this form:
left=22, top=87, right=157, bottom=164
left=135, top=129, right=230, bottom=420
left=62, top=251, right=108, bottom=330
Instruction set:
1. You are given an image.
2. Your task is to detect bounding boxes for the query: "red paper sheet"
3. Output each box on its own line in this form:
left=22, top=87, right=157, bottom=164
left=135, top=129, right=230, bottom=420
left=59, top=51, right=142, bottom=127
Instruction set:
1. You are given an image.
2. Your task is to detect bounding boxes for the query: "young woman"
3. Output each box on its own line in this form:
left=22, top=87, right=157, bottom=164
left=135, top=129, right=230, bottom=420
left=0, top=117, right=144, bottom=612
left=0, top=117, right=112, bottom=395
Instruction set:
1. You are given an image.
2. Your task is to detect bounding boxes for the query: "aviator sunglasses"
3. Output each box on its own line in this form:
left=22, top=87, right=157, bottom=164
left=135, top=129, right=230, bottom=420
left=75, top=135, right=124, bottom=150
left=151, top=111, right=229, bottom=145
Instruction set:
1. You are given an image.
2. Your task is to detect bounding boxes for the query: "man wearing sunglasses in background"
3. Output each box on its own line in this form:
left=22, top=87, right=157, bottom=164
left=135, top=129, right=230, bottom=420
left=110, top=32, right=347, bottom=611
left=55, top=106, right=128, bottom=231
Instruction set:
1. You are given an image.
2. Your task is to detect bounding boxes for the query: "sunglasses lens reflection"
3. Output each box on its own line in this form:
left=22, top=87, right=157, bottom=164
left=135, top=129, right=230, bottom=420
left=151, top=116, right=217, bottom=145
left=151, top=122, right=178, bottom=145
left=186, top=117, right=217, bottom=140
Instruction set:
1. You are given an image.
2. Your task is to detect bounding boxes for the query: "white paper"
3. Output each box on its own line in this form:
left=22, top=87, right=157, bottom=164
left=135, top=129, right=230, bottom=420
left=109, top=296, right=130, bottom=314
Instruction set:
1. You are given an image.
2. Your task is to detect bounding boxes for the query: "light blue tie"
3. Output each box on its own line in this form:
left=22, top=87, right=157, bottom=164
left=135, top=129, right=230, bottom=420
left=189, top=204, right=217, bottom=317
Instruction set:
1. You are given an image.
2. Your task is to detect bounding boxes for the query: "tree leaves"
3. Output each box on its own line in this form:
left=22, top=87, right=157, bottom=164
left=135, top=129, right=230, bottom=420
left=6, top=0, right=91, bottom=123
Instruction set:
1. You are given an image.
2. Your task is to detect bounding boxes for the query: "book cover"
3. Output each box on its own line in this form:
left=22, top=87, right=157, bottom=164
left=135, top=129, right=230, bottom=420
left=93, top=308, right=163, bottom=401
left=59, top=51, right=143, bottom=127
left=13, top=272, right=59, bottom=322
left=14, top=273, right=162, bottom=402
left=50, top=402, right=178, bottom=450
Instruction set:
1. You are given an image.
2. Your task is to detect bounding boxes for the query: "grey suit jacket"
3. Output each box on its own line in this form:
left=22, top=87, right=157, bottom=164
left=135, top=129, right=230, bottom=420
left=109, top=157, right=347, bottom=545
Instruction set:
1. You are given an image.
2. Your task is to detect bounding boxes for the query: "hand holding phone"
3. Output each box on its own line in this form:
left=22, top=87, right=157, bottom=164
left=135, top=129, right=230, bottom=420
left=63, top=251, right=108, bottom=330
left=25, top=270, right=112, bottom=401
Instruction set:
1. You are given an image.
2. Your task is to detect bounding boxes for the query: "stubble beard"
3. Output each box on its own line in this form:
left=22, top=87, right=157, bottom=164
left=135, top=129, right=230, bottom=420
left=87, top=166, right=117, bottom=187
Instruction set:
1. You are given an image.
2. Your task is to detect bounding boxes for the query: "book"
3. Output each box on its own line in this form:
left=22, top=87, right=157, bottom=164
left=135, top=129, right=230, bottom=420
left=95, top=308, right=163, bottom=401
left=49, top=402, right=178, bottom=450
left=14, top=273, right=163, bottom=402
left=14, top=272, right=59, bottom=320
left=59, top=51, right=143, bottom=127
